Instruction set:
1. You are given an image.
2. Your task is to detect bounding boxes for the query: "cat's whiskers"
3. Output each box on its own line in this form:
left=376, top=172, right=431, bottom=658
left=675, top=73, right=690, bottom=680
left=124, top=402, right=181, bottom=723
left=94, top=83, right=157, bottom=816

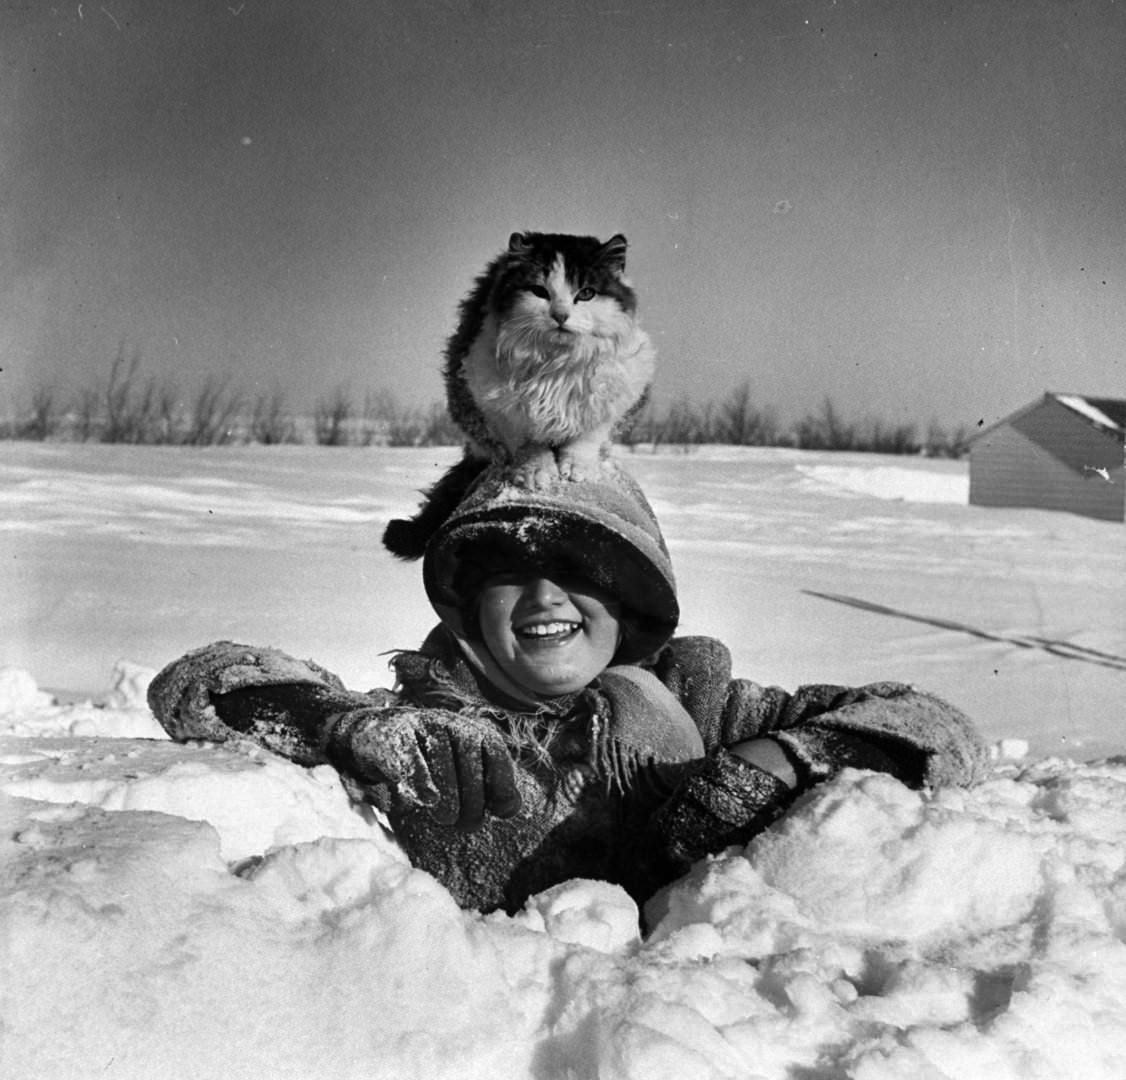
left=495, top=314, right=631, bottom=380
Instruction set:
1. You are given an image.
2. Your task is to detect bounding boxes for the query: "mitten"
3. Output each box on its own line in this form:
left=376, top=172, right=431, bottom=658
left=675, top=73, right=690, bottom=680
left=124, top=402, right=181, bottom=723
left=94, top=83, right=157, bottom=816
left=585, top=667, right=706, bottom=784
left=324, top=707, right=522, bottom=830
left=147, top=640, right=377, bottom=765
left=652, top=748, right=796, bottom=866
left=595, top=668, right=703, bottom=748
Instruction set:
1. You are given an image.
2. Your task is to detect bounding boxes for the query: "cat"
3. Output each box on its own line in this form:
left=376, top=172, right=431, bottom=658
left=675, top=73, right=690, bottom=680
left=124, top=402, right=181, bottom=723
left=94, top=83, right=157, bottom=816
left=382, top=231, right=656, bottom=561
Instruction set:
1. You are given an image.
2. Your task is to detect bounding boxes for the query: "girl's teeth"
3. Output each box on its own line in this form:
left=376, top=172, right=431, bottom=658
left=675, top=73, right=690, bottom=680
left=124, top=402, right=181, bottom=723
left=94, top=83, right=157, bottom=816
left=520, top=621, right=577, bottom=637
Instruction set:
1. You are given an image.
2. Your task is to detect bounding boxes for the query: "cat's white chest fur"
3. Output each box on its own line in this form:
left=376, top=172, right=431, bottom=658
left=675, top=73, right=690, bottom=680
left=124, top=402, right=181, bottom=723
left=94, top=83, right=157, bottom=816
left=462, top=305, right=654, bottom=483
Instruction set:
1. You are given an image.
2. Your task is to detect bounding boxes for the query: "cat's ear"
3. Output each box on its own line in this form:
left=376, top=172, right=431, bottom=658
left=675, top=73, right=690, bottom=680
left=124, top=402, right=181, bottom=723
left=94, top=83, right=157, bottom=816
left=508, top=232, right=534, bottom=255
left=600, top=234, right=628, bottom=273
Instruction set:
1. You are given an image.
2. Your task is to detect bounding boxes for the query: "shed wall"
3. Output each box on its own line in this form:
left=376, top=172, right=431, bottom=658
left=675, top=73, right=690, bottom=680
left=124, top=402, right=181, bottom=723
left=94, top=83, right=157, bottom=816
left=969, top=399, right=1124, bottom=521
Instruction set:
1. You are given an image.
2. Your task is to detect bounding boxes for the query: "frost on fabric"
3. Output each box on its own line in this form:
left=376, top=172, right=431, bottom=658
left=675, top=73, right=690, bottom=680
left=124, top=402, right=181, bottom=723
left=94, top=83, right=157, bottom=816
left=4, top=666, right=1126, bottom=1080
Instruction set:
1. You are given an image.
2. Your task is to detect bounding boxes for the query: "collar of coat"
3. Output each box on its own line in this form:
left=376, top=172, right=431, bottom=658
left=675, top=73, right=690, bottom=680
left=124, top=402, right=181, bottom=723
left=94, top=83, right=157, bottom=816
left=390, top=624, right=704, bottom=789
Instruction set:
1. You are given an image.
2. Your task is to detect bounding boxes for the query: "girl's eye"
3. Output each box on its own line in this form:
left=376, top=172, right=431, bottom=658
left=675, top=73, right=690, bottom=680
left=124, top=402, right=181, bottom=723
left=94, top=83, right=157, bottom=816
left=527, top=285, right=550, bottom=300
left=574, top=287, right=596, bottom=302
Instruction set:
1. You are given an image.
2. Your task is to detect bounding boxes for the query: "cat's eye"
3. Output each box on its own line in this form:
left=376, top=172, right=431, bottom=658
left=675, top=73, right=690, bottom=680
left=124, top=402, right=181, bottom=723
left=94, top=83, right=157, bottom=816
left=527, top=285, right=550, bottom=300
left=574, top=287, right=597, bottom=302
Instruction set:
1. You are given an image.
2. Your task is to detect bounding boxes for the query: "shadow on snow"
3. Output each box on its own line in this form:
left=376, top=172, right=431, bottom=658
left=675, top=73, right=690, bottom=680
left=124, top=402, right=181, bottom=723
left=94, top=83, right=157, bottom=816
left=803, top=591, right=1126, bottom=672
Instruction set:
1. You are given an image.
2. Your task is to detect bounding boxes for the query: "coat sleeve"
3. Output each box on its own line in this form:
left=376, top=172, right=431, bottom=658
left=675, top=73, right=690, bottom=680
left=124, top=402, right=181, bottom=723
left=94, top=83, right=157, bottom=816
left=721, top=678, right=990, bottom=788
left=651, top=636, right=990, bottom=788
left=147, top=639, right=391, bottom=758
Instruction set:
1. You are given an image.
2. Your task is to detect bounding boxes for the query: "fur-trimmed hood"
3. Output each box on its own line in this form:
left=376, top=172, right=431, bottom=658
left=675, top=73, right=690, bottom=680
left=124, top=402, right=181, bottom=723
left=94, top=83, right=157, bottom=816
left=422, top=461, right=679, bottom=665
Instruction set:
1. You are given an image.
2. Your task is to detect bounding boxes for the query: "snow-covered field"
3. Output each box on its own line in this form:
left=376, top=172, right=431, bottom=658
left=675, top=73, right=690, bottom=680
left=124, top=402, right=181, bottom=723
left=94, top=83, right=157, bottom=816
left=3, top=443, right=1125, bottom=1079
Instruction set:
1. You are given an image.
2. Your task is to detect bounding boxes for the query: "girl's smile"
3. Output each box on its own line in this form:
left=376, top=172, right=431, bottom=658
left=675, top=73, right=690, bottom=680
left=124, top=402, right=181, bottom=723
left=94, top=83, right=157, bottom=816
left=476, top=571, right=622, bottom=697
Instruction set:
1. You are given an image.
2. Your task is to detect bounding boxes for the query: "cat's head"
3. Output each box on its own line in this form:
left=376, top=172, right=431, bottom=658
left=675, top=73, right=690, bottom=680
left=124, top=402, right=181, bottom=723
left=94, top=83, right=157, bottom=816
left=489, top=232, right=639, bottom=342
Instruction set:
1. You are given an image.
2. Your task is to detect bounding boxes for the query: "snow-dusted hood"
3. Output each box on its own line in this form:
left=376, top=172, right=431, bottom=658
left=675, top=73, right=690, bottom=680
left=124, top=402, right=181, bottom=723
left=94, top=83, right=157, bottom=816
left=422, top=461, right=679, bottom=665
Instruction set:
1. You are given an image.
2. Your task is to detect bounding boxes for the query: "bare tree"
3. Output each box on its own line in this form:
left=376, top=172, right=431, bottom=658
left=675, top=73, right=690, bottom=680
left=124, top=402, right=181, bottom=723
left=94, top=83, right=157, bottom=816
left=795, top=397, right=857, bottom=450
left=250, top=387, right=297, bottom=445
left=862, top=417, right=920, bottom=455
left=153, top=381, right=181, bottom=444
left=184, top=375, right=242, bottom=445
left=103, top=345, right=153, bottom=443
left=419, top=400, right=460, bottom=446
left=73, top=385, right=100, bottom=441
left=102, top=346, right=130, bottom=442
left=924, top=418, right=970, bottom=459
left=20, top=383, right=60, bottom=440
left=715, top=380, right=779, bottom=445
left=361, top=388, right=396, bottom=445
left=314, top=385, right=353, bottom=446
left=651, top=395, right=712, bottom=448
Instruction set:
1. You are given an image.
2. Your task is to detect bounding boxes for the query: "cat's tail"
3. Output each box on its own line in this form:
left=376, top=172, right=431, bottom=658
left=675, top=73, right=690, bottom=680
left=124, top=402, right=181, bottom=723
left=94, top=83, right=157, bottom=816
left=382, top=453, right=489, bottom=561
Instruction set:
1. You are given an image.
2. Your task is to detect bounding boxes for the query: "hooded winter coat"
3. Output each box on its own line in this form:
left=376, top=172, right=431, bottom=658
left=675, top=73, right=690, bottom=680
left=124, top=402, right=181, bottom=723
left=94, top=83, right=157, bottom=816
left=148, top=461, right=989, bottom=918
left=149, top=623, right=989, bottom=918
left=359, top=621, right=988, bottom=915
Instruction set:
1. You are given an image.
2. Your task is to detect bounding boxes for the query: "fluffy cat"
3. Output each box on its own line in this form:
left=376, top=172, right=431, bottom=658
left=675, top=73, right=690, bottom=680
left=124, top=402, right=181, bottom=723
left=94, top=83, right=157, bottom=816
left=382, top=231, right=655, bottom=560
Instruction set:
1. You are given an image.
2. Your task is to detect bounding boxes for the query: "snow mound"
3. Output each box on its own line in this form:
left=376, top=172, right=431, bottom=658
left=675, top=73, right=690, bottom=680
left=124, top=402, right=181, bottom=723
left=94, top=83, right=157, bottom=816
left=0, top=659, right=166, bottom=739
left=0, top=666, right=397, bottom=863
left=0, top=736, right=394, bottom=862
left=4, top=665, right=1126, bottom=1079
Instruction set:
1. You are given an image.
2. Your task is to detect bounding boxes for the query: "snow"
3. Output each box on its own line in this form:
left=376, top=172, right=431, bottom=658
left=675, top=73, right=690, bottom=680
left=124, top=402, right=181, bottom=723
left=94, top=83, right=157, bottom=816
left=1055, top=393, right=1123, bottom=433
left=3, top=442, right=1125, bottom=1079
left=794, top=461, right=969, bottom=504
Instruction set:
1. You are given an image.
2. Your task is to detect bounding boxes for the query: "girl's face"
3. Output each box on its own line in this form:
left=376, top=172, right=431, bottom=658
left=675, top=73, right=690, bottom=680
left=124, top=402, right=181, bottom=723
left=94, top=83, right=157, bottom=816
left=476, top=570, right=622, bottom=697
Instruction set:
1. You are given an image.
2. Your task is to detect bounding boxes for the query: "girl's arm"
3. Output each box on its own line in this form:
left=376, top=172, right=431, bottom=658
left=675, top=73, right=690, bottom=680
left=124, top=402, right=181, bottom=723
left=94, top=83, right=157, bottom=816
left=647, top=638, right=990, bottom=868
left=718, top=678, right=990, bottom=789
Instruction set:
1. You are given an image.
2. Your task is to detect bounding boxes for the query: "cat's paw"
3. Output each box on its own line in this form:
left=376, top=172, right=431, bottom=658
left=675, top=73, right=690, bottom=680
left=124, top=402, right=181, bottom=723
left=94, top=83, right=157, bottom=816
left=556, top=448, right=608, bottom=484
left=557, top=458, right=603, bottom=483
left=513, top=460, right=560, bottom=490
left=511, top=447, right=559, bottom=490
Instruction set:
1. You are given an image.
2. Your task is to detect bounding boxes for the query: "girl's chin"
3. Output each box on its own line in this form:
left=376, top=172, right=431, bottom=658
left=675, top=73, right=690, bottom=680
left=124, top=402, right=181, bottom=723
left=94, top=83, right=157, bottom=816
left=511, top=660, right=597, bottom=697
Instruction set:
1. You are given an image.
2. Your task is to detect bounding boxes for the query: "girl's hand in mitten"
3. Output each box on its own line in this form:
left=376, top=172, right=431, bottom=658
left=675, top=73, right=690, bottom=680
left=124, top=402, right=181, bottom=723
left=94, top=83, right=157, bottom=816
left=324, top=707, right=522, bottom=830
left=652, top=744, right=798, bottom=867
left=147, top=640, right=375, bottom=764
left=594, top=667, right=704, bottom=754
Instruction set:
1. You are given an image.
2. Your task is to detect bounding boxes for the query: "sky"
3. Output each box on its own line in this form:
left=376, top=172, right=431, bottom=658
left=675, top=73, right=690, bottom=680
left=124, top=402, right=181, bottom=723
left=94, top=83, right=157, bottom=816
left=2, top=0, right=1124, bottom=430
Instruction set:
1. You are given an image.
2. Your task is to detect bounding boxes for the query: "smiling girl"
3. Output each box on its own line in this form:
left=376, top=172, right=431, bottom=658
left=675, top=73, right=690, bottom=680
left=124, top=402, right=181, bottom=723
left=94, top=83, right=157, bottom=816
left=149, top=462, right=988, bottom=922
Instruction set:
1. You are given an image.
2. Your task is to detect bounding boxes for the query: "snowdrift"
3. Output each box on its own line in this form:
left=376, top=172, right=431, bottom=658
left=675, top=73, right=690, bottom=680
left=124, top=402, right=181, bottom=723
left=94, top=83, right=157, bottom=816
left=3, top=443, right=1124, bottom=1077
left=3, top=667, right=1126, bottom=1080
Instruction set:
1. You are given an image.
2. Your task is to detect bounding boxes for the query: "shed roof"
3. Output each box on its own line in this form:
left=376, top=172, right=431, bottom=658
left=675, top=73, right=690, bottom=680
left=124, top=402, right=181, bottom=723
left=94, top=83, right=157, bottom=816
left=1054, top=394, right=1126, bottom=433
left=975, top=392, right=1126, bottom=443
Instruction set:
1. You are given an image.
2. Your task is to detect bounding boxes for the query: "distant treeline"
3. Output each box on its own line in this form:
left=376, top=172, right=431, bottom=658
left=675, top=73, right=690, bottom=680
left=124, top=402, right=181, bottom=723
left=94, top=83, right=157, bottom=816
left=4, top=349, right=970, bottom=457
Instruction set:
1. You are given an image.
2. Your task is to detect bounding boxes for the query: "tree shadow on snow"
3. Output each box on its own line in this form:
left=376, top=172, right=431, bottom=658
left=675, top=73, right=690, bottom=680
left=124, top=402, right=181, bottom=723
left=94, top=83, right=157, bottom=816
left=803, top=591, right=1126, bottom=672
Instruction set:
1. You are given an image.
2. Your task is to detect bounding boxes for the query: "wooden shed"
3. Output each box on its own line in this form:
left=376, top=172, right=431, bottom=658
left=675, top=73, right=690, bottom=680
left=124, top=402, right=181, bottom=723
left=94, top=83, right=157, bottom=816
left=969, top=392, right=1126, bottom=522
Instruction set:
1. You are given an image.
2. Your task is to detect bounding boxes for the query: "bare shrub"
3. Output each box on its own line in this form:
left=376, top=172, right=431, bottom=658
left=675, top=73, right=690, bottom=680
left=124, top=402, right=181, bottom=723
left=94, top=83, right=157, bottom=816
left=715, top=380, right=780, bottom=445
left=419, top=400, right=460, bottom=446
left=73, top=385, right=101, bottom=442
left=18, top=383, right=60, bottom=440
left=361, top=390, right=460, bottom=447
left=153, top=382, right=181, bottom=444
left=650, top=396, right=713, bottom=448
left=7, top=355, right=962, bottom=457
left=314, top=385, right=353, bottom=446
left=924, top=418, right=971, bottom=459
left=184, top=375, right=243, bottom=445
left=794, top=397, right=857, bottom=451
left=861, top=417, right=920, bottom=455
left=361, top=389, right=397, bottom=445
left=103, top=346, right=161, bottom=443
left=250, top=387, right=297, bottom=445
